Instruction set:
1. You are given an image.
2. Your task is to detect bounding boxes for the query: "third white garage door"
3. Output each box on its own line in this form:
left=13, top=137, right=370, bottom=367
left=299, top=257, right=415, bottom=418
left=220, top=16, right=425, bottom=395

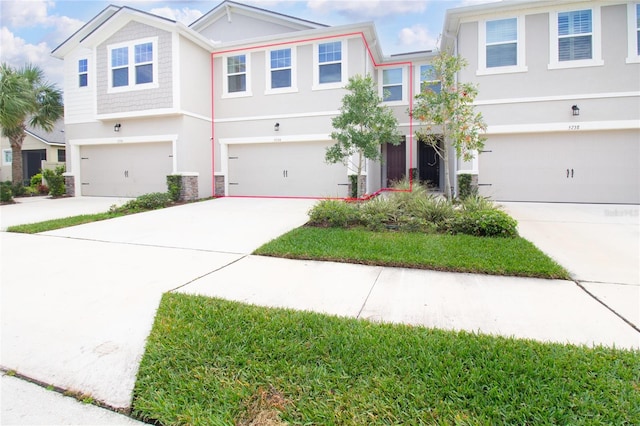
left=478, top=131, right=639, bottom=204
left=227, top=141, right=349, bottom=197
left=80, top=142, right=173, bottom=197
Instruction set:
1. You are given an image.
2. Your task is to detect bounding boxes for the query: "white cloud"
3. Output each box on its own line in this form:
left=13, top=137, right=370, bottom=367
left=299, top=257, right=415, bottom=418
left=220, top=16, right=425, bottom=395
left=150, top=7, right=204, bottom=25
left=397, top=24, right=438, bottom=52
left=0, top=0, right=52, bottom=28
left=307, top=0, right=426, bottom=19
left=0, top=27, right=64, bottom=87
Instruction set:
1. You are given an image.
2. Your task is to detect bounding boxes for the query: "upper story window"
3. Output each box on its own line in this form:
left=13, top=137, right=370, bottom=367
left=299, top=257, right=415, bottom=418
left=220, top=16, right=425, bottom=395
left=558, top=10, right=592, bottom=61
left=549, top=8, right=602, bottom=69
left=107, top=38, right=158, bottom=93
left=266, top=47, right=297, bottom=94
left=478, top=16, right=526, bottom=75
left=222, top=53, right=251, bottom=98
left=627, top=3, right=640, bottom=63
left=381, top=68, right=403, bottom=102
left=78, top=59, right=88, bottom=87
left=313, top=40, right=347, bottom=90
left=486, top=18, right=517, bottom=67
left=419, top=65, right=441, bottom=94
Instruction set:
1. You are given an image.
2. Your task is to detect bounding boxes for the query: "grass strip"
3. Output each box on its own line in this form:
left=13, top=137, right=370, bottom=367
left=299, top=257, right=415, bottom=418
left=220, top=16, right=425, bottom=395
left=6, top=212, right=125, bottom=234
left=132, top=293, right=640, bottom=425
left=254, top=227, right=569, bottom=279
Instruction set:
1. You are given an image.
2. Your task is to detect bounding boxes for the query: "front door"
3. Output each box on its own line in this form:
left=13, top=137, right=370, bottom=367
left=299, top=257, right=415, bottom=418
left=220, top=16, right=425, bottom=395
left=386, top=138, right=406, bottom=187
left=418, top=138, right=440, bottom=188
left=22, top=149, right=47, bottom=186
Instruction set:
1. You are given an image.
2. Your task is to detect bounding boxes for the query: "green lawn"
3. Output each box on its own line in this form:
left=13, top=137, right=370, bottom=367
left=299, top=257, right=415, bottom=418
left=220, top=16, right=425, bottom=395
left=254, top=227, right=569, bottom=279
left=132, top=293, right=640, bottom=425
left=6, top=212, right=125, bottom=234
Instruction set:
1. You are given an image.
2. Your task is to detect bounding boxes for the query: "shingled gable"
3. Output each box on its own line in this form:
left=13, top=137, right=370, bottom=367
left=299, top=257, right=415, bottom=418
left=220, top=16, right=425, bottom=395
left=190, top=0, right=327, bottom=44
left=52, top=4, right=214, bottom=58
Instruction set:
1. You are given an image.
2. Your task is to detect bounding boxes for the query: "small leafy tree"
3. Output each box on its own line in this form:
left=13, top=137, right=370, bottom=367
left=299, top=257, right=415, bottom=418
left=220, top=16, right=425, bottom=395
left=412, top=49, right=486, bottom=199
left=326, top=74, right=402, bottom=197
left=0, top=63, right=64, bottom=186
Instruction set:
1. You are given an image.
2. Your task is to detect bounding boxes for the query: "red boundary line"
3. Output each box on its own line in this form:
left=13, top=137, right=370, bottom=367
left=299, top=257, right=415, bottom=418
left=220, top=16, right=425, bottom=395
left=210, top=31, right=416, bottom=200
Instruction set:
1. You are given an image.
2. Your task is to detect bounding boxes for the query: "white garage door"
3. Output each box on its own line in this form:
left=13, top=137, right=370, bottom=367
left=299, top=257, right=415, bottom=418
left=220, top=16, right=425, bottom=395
left=478, top=131, right=639, bottom=203
left=80, top=142, right=173, bottom=197
left=228, top=141, right=349, bottom=197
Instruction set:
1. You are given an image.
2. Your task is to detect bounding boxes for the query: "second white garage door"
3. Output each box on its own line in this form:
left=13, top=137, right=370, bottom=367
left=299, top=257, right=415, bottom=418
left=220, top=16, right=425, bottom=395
left=478, top=131, right=639, bottom=204
left=80, top=142, right=173, bottom=197
left=227, top=141, right=349, bottom=197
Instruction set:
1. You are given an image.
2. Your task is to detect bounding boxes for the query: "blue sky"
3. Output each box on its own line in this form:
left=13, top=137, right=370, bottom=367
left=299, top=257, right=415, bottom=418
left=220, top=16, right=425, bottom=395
left=0, top=0, right=497, bottom=87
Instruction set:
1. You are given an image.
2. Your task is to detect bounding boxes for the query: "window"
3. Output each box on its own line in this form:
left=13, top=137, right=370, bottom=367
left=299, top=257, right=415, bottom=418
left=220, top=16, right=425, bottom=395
left=107, top=38, right=158, bottom=92
left=382, top=68, right=403, bottom=102
left=558, top=10, right=592, bottom=61
left=78, top=59, right=88, bottom=87
left=57, top=149, right=66, bottom=163
left=227, top=55, right=246, bottom=93
left=486, top=18, right=517, bottom=67
left=270, top=49, right=291, bottom=89
left=318, top=41, right=342, bottom=85
left=419, top=65, right=441, bottom=94
left=627, top=3, right=640, bottom=63
left=549, top=8, right=602, bottom=69
left=2, top=149, right=11, bottom=165
left=478, top=16, right=526, bottom=75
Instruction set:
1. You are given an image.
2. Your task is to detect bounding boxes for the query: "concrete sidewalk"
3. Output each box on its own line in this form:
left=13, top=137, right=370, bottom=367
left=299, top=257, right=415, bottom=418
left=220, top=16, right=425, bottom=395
left=1, top=198, right=639, bottom=424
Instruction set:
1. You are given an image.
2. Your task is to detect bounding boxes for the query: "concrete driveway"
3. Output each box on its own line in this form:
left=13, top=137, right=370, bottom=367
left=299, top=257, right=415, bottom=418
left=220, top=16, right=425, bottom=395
left=502, top=202, right=640, bottom=329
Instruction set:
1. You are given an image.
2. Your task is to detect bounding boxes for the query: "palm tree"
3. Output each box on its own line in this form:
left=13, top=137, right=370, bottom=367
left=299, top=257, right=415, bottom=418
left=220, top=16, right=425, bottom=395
left=0, top=63, right=64, bottom=186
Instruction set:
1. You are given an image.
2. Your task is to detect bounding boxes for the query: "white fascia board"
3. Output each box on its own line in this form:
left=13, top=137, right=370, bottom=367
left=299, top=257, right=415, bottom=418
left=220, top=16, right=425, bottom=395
left=51, top=5, right=120, bottom=58
left=96, top=108, right=181, bottom=121
left=486, top=120, right=640, bottom=135
left=219, top=133, right=332, bottom=145
left=69, top=134, right=178, bottom=146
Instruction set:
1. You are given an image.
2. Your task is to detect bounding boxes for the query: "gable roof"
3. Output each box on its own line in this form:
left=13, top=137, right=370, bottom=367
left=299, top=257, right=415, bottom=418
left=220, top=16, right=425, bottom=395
left=25, top=119, right=66, bottom=146
left=190, top=0, right=327, bottom=33
left=52, top=4, right=214, bottom=58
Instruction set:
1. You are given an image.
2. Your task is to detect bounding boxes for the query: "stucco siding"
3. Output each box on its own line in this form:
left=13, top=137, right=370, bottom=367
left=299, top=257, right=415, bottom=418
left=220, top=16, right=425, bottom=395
left=96, top=21, right=173, bottom=115
left=179, top=35, right=212, bottom=118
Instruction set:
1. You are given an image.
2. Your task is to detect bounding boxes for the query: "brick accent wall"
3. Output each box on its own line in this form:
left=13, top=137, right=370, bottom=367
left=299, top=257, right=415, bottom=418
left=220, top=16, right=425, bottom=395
left=215, top=175, right=225, bottom=196
left=64, top=174, right=75, bottom=197
left=179, top=175, right=198, bottom=201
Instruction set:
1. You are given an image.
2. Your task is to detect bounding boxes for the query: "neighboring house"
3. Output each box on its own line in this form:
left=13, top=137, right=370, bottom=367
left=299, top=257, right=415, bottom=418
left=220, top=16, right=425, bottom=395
left=0, top=119, right=66, bottom=186
left=446, top=0, right=640, bottom=203
left=52, top=0, right=639, bottom=203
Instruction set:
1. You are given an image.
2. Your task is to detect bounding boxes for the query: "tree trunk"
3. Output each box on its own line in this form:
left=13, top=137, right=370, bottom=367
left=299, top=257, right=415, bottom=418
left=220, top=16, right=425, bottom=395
left=442, top=138, right=452, bottom=200
left=10, top=126, right=26, bottom=186
left=357, top=149, right=364, bottom=198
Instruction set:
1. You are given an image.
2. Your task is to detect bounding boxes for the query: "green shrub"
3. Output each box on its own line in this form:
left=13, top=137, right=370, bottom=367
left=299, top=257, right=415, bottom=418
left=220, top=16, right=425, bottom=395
left=459, top=194, right=500, bottom=213
left=449, top=209, right=518, bottom=238
left=1, top=181, right=13, bottom=202
left=11, top=182, right=26, bottom=197
left=166, top=175, right=182, bottom=202
left=457, top=173, right=477, bottom=199
left=120, top=192, right=172, bottom=212
left=359, top=197, right=399, bottom=230
left=30, top=173, right=43, bottom=188
left=308, top=199, right=360, bottom=228
left=42, top=166, right=66, bottom=197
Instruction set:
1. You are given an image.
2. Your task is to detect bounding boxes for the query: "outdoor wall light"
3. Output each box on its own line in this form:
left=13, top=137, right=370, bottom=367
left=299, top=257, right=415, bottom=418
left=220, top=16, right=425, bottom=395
left=114, top=123, right=121, bottom=132
left=571, top=105, right=580, bottom=116
left=274, top=122, right=280, bottom=131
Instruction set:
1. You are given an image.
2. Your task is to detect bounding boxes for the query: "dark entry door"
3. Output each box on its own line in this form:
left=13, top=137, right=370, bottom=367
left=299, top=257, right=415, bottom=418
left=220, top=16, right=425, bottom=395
left=386, top=138, right=406, bottom=187
left=418, top=139, right=440, bottom=188
left=23, top=149, right=47, bottom=186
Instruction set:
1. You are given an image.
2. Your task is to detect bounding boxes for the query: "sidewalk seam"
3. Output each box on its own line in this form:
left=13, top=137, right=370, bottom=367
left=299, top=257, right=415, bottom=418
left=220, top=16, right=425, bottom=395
left=574, top=280, right=640, bottom=334
left=356, top=267, right=384, bottom=319
left=168, top=254, right=249, bottom=293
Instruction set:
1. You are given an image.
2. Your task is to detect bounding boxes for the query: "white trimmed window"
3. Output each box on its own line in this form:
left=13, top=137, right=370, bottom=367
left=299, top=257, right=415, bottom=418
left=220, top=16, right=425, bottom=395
left=478, top=16, right=526, bottom=75
left=418, top=64, right=441, bottom=94
left=266, top=47, right=297, bottom=94
left=223, top=54, right=252, bottom=98
left=313, top=40, right=347, bottom=90
left=78, top=59, right=88, bottom=87
left=549, top=8, right=602, bottom=69
left=2, top=149, right=12, bottom=165
left=107, top=38, right=158, bottom=92
left=380, top=67, right=404, bottom=103
left=627, top=3, right=640, bottom=63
